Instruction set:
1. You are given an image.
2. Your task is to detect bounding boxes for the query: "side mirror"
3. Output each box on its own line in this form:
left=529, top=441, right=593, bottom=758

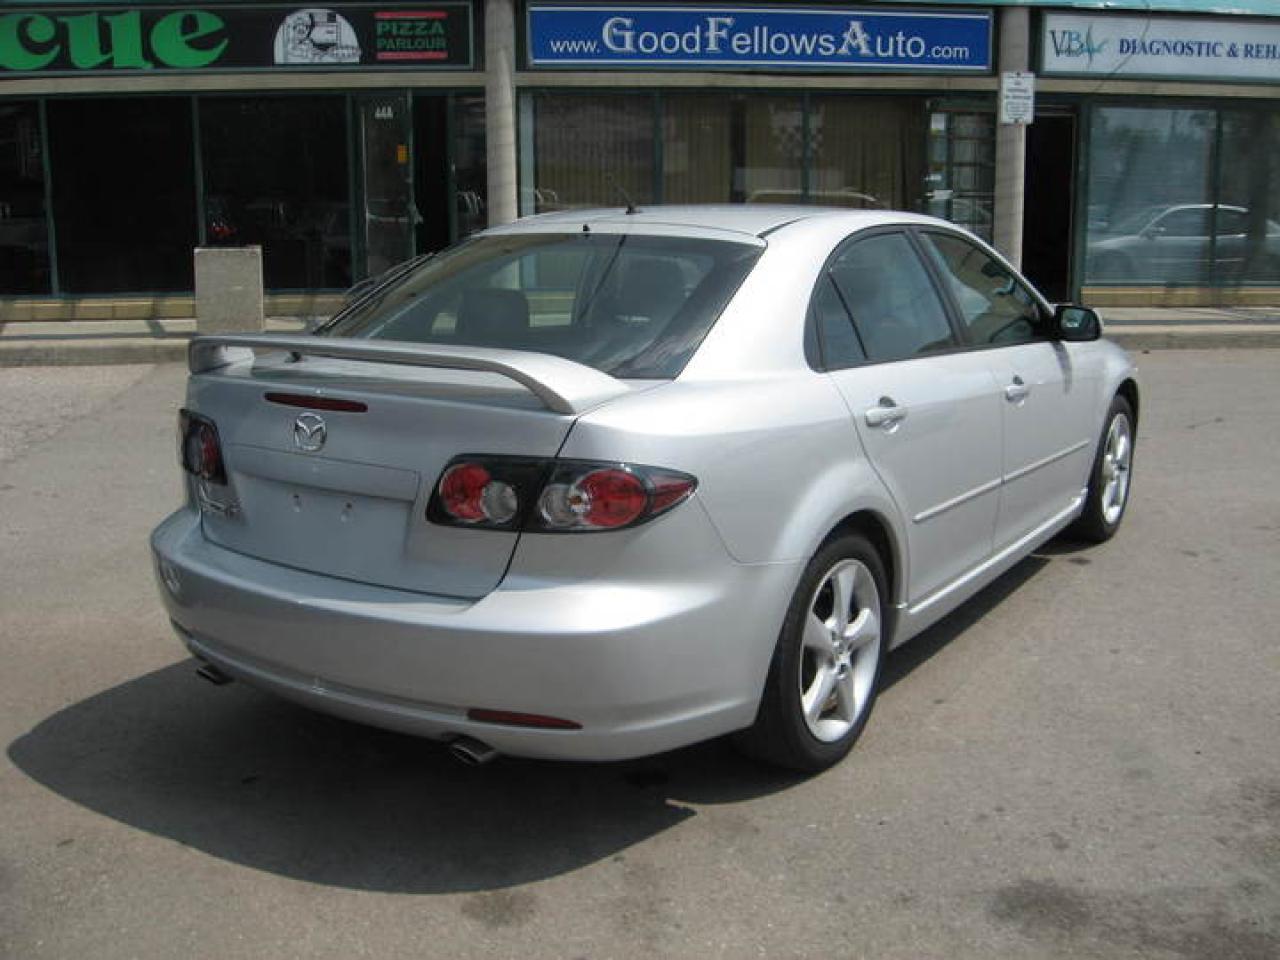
left=1141, top=224, right=1166, bottom=240
left=1054, top=305, right=1102, bottom=342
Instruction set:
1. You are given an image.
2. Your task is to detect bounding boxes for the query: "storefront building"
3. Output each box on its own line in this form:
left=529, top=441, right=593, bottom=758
left=2, top=0, right=1278, bottom=319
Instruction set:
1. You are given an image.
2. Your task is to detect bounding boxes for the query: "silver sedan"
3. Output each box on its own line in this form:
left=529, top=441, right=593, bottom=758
left=151, top=206, right=1138, bottom=771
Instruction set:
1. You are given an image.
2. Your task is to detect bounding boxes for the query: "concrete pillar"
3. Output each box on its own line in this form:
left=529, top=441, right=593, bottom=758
left=194, top=246, right=264, bottom=334
left=993, top=6, right=1030, bottom=269
left=485, top=0, right=519, bottom=227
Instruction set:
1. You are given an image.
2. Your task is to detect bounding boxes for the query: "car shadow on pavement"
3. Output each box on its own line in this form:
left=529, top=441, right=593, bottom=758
left=8, top=555, right=1051, bottom=895
left=881, top=554, right=1050, bottom=692
left=7, top=661, right=801, bottom=894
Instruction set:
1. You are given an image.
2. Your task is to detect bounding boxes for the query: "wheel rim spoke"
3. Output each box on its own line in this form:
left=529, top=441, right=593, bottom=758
left=803, top=665, right=838, bottom=724
left=845, top=607, right=880, bottom=653
left=803, top=612, right=834, bottom=655
left=834, top=671, right=857, bottom=723
left=830, top=566, right=856, bottom=634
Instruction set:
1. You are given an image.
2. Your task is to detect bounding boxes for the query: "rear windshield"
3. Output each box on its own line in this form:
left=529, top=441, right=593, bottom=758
left=321, top=232, right=762, bottom=379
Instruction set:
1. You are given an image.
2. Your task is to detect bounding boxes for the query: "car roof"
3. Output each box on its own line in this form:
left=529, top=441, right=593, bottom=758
left=488, top=204, right=942, bottom=241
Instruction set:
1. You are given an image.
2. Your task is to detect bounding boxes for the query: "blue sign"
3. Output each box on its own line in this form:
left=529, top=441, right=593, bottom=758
left=527, top=5, right=992, bottom=71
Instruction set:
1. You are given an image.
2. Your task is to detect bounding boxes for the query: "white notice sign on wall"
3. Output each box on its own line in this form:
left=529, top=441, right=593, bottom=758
left=1000, top=71, right=1035, bottom=125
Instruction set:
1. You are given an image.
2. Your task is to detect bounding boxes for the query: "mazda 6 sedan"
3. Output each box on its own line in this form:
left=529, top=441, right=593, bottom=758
left=151, top=206, right=1138, bottom=771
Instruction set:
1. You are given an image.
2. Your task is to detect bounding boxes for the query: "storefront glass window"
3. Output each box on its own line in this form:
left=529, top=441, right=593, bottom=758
left=1217, top=109, right=1280, bottom=283
left=662, top=95, right=732, bottom=203
left=48, top=98, right=197, bottom=294
left=924, top=111, right=994, bottom=241
left=1084, top=107, right=1215, bottom=285
left=809, top=97, right=926, bottom=212
left=0, top=101, right=50, bottom=295
left=661, top=94, right=804, bottom=205
left=531, top=93, right=654, bottom=212
left=200, top=95, right=351, bottom=289
left=452, top=95, right=488, bottom=242
left=738, top=97, right=804, bottom=204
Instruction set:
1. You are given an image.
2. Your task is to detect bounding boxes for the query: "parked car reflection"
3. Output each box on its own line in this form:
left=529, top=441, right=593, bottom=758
left=1087, top=203, right=1280, bottom=283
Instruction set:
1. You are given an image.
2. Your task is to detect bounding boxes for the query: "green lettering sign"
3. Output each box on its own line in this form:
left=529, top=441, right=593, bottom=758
left=150, top=10, right=227, bottom=68
left=0, top=14, right=59, bottom=71
left=63, top=12, right=152, bottom=69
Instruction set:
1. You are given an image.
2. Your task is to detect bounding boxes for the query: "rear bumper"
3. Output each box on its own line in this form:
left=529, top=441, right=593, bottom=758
left=150, top=507, right=800, bottom=761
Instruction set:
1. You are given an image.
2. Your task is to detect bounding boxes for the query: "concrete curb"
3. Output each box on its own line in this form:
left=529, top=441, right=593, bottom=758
left=1106, top=326, right=1280, bottom=351
left=1, top=327, right=1278, bottom=367
left=0, top=340, right=190, bottom=367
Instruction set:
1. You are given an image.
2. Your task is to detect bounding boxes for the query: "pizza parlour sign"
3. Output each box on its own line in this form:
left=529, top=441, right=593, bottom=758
left=0, top=3, right=475, bottom=74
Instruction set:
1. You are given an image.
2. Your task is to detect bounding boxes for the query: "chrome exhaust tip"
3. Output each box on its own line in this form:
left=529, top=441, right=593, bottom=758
left=195, top=662, right=234, bottom=686
left=449, top=735, right=498, bottom=766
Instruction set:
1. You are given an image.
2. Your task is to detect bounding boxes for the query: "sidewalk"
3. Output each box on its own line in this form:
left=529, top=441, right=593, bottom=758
left=1, top=308, right=1278, bottom=367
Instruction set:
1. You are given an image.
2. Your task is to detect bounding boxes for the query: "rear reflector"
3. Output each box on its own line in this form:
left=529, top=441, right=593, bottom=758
left=265, top=392, right=368, bottom=413
left=466, top=708, right=582, bottom=730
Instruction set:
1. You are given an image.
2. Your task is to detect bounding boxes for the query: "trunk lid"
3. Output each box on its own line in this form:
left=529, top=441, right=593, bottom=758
left=186, top=341, right=632, bottom=598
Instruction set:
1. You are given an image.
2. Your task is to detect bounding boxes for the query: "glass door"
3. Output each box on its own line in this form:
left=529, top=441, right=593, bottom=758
left=358, top=92, right=416, bottom=278
left=924, top=107, right=995, bottom=243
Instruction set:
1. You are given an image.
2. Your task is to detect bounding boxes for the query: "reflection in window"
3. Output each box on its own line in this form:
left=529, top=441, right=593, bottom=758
left=661, top=94, right=804, bottom=205
left=0, top=101, right=50, bottom=295
left=200, top=96, right=351, bottom=289
left=811, top=274, right=866, bottom=368
left=663, top=95, right=732, bottom=203
left=924, top=111, right=995, bottom=241
left=924, top=232, right=1044, bottom=346
left=48, top=98, right=197, bottom=294
left=328, top=232, right=761, bottom=379
left=530, top=93, right=653, bottom=212
left=738, top=97, right=804, bottom=203
left=452, top=96, right=488, bottom=242
left=830, top=233, right=955, bottom=363
left=1084, top=107, right=1215, bottom=285
left=809, top=96, right=926, bottom=211
left=1217, top=110, right=1280, bottom=283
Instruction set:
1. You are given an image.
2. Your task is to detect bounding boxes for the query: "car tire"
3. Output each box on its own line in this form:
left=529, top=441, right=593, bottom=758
left=735, top=533, right=889, bottom=772
left=1070, top=395, right=1135, bottom=543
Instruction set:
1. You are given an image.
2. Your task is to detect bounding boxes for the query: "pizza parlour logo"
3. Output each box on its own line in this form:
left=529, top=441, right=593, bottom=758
left=273, top=8, right=361, bottom=64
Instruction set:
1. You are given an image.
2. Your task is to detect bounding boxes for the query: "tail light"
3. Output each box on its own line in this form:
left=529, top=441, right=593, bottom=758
left=427, top=456, right=696, bottom=533
left=179, top=409, right=226, bottom=485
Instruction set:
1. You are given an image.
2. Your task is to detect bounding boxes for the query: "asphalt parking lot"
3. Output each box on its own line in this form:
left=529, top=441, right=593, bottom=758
left=1, top=350, right=1277, bottom=960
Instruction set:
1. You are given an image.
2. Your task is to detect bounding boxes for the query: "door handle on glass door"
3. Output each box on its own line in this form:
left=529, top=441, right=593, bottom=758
left=865, top=397, right=908, bottom=429
left=1005, top=376, right=1030, bottom=403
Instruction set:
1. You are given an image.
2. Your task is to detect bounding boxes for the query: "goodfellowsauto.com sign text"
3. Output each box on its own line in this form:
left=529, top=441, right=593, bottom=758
left=1042, top=13, right=1280, bottom=82
left=0, top=3, right=474, bottom=74
left=526, top=4, right=992, bottom=71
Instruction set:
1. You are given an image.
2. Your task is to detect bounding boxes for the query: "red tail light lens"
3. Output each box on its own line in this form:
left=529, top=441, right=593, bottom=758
left=179, top=410, right=226, bottom=485
left=428, top=456, right=696, bottom=533
left=439, top=463, right=493, bottom=522
left=571, top=469, right=648, bottom=528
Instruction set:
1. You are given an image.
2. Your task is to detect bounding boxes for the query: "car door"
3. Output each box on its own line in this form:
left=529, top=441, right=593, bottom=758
left=918, top=230, right=1098, bottom=551
left=1149, top=207, right=1212, bottom=282
left=813, top=229, right=1003, bottom=605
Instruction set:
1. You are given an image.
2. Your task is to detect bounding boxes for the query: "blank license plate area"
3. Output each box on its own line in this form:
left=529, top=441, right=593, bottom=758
left=210, top=474, right=416, bottom=586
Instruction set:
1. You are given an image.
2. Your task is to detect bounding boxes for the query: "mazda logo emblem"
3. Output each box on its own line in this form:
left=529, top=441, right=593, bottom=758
left=293, top=413, right=327, bottom=452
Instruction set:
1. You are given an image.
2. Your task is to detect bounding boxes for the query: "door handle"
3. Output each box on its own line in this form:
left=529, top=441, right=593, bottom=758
left=865, top=397, right=908, bottom=428
left=1005, top=376, right=1031, bottom=403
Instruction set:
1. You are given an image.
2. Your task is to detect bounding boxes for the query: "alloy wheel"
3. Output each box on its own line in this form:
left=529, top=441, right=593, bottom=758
left=799, top=558, right=882, bottom=743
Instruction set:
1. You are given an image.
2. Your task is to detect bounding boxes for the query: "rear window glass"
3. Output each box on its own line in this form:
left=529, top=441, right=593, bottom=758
left=322, top=232, right=762, bottom=379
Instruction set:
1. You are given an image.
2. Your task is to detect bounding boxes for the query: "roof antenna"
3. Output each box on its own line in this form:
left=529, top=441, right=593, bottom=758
left=607, top=173, right=638, bottom=215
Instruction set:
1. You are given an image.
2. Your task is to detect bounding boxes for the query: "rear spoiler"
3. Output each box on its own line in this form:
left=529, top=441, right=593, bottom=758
left=189, top=334, right=633, bottom=416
